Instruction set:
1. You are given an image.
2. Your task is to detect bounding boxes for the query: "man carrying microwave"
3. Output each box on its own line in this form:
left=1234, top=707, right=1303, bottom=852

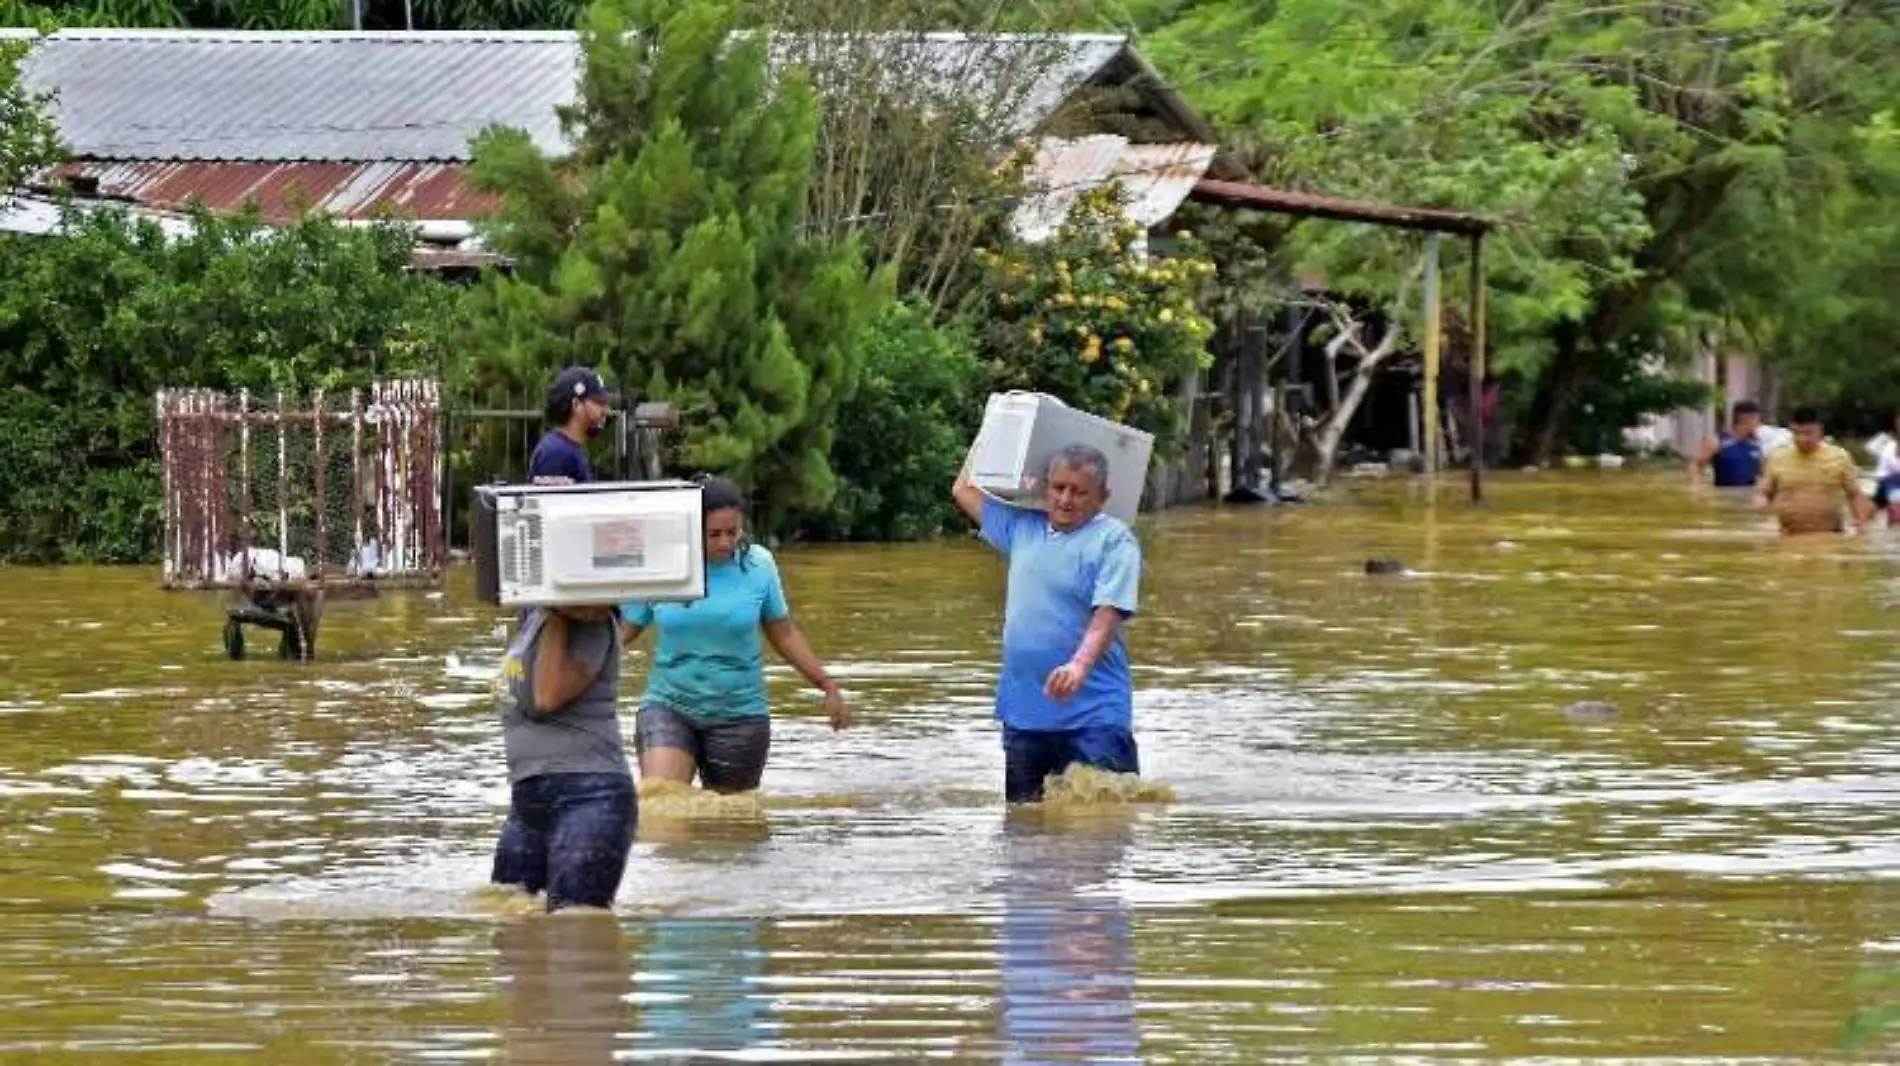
left=952, top=444, right=1144, bottom=804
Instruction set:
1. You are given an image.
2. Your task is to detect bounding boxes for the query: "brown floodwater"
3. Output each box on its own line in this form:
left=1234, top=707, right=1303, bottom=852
left=3, top=471, right=1899, bottom=1062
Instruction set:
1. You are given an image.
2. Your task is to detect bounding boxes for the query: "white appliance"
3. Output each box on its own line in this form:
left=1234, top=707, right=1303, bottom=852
left=472, top=481, right=707, bottom=607
left=966, top=391, right=1154, bottom=525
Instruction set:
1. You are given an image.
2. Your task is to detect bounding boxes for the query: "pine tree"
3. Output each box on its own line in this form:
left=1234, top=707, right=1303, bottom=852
left=465, top=0, right=892, bottom=528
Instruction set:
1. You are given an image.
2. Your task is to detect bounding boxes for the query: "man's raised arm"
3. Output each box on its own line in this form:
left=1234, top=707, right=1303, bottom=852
left=952, top=456, right=987, bottom=525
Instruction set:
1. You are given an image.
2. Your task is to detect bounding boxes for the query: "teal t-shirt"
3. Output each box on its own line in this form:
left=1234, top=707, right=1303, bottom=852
left=621, top=544, right=790, bottom=721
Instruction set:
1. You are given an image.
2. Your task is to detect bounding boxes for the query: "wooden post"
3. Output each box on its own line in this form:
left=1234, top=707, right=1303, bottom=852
left=1422, top=233, right=1443, bottom=482
left=1467, top=234, right=1487, bottom=503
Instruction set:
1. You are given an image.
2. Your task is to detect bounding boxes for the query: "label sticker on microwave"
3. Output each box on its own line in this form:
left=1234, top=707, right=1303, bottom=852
left=591, top=519, right=647, bottom=569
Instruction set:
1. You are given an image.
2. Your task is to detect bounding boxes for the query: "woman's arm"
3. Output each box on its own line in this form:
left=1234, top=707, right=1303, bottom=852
left=532, top=608, right=613, bottom=713
left=763, top=618, right=851, bottom=729
left=763, top=618, right=838, bottom=695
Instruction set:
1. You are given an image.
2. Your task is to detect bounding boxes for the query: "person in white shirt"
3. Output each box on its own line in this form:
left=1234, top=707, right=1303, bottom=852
left=1870, top=414, right=1900, bottom=523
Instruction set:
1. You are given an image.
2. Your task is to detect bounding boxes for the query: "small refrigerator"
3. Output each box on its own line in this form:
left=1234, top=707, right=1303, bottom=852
left=967, top=392, right=1154, bottom=525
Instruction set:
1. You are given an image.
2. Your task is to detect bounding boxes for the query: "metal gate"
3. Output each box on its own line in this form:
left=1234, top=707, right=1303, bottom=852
left=157, top=379, right=446, bottom=591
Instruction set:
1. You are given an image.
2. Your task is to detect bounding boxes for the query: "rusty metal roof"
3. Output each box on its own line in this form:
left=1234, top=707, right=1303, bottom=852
left=43, top=160, right=496, bottom=221
left=1012, top=135, right=1216, bottom=242
left=1188, top=177, right=1492, bottom=236
left=11, top=29, right=1196, bottom=163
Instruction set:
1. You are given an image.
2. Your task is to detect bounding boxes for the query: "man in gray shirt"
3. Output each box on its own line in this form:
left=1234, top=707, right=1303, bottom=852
left=490, top=605, right=635, bottom=911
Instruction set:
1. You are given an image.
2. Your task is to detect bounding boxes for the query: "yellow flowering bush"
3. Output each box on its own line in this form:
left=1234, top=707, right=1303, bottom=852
left=973, top=183, right=1216, bottom=447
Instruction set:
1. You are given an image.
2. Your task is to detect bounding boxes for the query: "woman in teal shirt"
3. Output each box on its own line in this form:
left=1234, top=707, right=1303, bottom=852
left=620, top=477, right=850, bottom=792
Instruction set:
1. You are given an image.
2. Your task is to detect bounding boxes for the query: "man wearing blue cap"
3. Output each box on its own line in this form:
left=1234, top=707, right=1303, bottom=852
left=529, top=366, right=618, bottom=485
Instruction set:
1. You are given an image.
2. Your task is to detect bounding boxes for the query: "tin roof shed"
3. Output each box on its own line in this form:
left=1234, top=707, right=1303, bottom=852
left=1011, top=135, right=1218, bottom=243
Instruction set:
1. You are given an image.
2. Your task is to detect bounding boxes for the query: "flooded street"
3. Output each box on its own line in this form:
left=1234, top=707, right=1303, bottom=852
left=3, top=471, right=1898, bottom=1062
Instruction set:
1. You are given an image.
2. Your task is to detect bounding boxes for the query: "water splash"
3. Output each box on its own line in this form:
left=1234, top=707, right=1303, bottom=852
left=1034, top=765, right=1176, bottom=816
left=636, top=778, right=768, bottom=823
left=471, top=882, right=546, bottom=917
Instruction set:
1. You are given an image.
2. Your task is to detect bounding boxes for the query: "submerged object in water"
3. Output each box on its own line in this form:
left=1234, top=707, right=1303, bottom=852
left=1563, top=700, right=1621, bottom=723
left=1364, top=558, right=1406, bottom=575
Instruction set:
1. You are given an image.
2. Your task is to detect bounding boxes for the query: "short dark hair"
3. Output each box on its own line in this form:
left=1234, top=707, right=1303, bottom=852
left=1731, top=400, right=1761, bottom=421
left=544, top=395, right=575, bottom=428
left=692, top=474, right=752, bottom=571
left=1791, top=405, right=1822, bottom=426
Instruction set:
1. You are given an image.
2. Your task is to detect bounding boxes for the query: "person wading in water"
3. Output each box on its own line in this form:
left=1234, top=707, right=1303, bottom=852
left=1689, top=400, right=1781, bottom=489
left=490, top=604, right=634, bottom=912
left=620, top=476, right=850, bottom=794
left=1755, top=406, right=1871, bottom=536
left=952, top=444, right=1145, bottom=804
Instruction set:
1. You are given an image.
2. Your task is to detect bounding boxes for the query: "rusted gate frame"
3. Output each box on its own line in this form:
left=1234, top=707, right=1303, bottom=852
left=374, top=379, right=446, bottom=586
left=157, top=381, right=446, bottom=591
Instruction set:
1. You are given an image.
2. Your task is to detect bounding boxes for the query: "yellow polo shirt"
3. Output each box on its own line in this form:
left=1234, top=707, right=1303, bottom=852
left=1763, top=443, right=1857, bottom=534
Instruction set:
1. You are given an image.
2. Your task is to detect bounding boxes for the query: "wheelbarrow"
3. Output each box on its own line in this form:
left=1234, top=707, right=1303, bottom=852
left=222, top=585, right=326, bottom=661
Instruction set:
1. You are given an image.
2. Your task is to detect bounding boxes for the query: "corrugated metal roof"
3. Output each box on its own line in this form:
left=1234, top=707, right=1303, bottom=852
left=1011, top=135, right=1216, bottom=243
left=44, top=160, right=497, bottom=221
left=0, top=191, right=504, bottom=269
left=764, top=32, right=1131, bottom=141
left=13, top=29, right=1159, bottom=163
left=0, top=191, right=198, bottom=240
left=18, top=30, right=580, bottom=161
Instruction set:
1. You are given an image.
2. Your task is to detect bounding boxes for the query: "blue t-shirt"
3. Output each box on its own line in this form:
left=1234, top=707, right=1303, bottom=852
left=620, top=544, right=791, bottom=721
left=1712, top=431, right=1763, bottom=488
left=980, top=498, right=1141, bottom=731
left=528, top=430, right=595, bottom=484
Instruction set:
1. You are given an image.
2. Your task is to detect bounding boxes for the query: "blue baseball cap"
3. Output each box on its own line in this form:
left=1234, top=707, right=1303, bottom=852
left=548, top=366, right=619, bottom=406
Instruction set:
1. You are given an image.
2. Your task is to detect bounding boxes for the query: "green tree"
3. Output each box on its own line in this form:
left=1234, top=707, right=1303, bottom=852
left=0, top=33, right=59, bottom=190
left=462, top=0, right=892, bottom=532
left=0, top=207, right=457, bottom=563
left=799, top=300, right=985, bottom=541
left=1127, top=0, right=1900, bottom=463
left=973, top=183, right=1216, bottom=450
left=750, top=0, right=1065, bottom=313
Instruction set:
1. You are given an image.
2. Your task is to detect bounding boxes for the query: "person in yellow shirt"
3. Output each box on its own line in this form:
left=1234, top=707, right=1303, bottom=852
left=1754, top=406, right=1870, bottom=536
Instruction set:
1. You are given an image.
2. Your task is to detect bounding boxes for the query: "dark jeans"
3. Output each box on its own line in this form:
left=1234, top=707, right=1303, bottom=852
left=1002, top=726, right=1140, bottom=804
left=635, top=705, right=772, bottom=793
left=491, top=771, right=636, bottom=912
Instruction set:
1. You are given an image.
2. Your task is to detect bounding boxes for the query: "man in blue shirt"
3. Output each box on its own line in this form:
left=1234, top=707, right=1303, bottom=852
left=953, top=443, right=1144, bottom=803
left=528, top=366, right=617, bottom=485
left=1688, top=399, right=1788, bottom=489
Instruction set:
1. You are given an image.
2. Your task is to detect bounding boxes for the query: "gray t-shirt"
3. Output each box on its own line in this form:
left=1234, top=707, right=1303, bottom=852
left=497, top=609, right=629, bottom=783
